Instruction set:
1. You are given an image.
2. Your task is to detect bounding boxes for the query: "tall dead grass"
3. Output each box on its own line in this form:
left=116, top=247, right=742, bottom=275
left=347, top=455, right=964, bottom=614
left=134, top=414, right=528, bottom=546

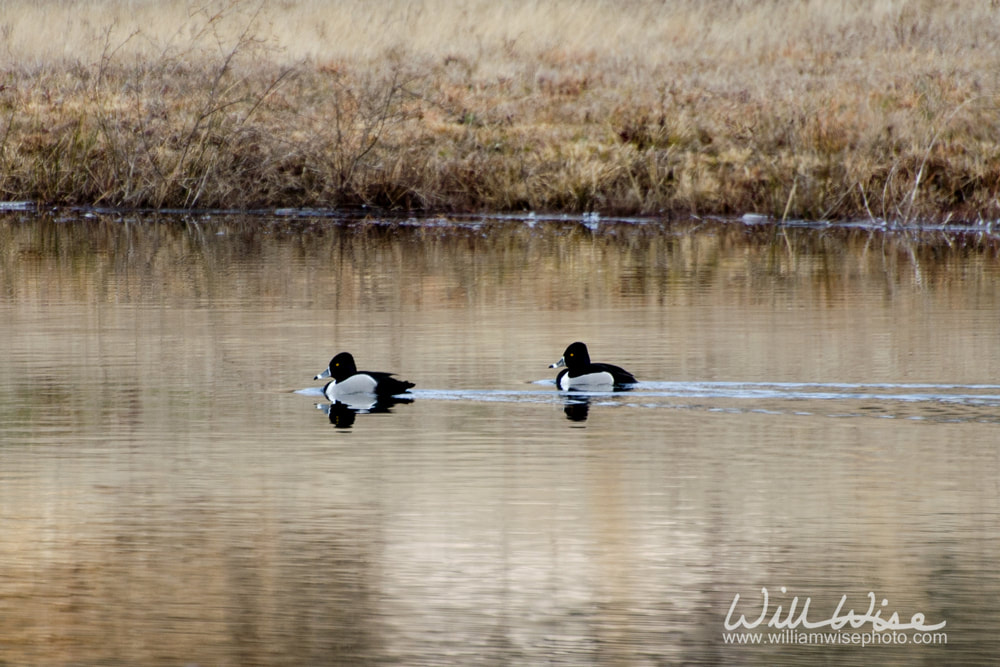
left=1, top=0, right=998, bottom=219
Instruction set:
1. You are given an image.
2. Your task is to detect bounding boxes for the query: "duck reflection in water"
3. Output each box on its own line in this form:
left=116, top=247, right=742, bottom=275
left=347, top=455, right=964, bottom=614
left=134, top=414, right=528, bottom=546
left=317, top=395, right=414, bottom=429
left=562, top=395, right=592, bottom=422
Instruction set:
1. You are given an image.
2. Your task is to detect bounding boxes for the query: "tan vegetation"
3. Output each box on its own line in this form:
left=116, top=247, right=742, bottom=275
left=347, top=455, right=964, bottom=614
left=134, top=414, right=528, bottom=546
left=1, top=0, right=998, bottom=219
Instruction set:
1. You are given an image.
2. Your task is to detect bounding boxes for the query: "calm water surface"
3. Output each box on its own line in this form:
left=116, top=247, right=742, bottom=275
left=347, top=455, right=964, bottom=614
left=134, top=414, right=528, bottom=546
left=1, top=213, right=999, bottom=665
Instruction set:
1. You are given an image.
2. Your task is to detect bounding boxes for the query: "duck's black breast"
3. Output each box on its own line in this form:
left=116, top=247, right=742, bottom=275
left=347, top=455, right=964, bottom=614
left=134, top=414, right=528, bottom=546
left=556, top=369, right=570, bottom=390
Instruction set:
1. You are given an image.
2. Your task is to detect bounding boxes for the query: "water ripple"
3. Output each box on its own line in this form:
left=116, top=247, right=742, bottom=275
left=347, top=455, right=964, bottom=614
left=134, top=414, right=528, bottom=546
left=298, top=382, right=1000, bottom=424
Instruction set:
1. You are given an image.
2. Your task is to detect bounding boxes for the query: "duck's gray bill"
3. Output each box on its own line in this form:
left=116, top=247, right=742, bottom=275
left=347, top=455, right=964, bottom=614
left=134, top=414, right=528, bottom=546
left=314, top=368, right=332, bottom=380
left=549, top=356, right=565, bottom=369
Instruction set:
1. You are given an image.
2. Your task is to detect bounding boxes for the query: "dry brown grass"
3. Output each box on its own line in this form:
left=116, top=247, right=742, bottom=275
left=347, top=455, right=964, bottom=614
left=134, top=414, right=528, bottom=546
left=1, top=0, right=998, bottom=219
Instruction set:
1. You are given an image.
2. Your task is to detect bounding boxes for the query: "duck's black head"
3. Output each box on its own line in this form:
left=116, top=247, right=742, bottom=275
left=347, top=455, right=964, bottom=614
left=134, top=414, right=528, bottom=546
left=550, top=341, right=591, bottom=370
left=326, top=351, right=358, bottom=381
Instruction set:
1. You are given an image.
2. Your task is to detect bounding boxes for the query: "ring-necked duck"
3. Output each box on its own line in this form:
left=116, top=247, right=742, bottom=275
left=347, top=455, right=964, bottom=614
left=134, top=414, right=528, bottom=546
left=549, top=341, right=636, bottom=390
left=314, top=352, right=415, bottom=399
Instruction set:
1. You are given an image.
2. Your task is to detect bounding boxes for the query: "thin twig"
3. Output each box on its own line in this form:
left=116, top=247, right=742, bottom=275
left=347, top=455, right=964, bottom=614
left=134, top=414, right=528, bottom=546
left=902, top=98, right=973, bottom=224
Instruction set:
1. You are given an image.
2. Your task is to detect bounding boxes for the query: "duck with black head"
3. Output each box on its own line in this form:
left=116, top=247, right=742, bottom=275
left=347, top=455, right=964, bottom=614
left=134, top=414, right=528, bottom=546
left=549, top=341, right=636, bottom=391
left=314, top=351, right=415, bottom=400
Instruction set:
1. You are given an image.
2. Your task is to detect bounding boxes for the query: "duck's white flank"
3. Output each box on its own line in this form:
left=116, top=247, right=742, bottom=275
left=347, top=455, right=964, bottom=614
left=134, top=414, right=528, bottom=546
left=559, top=371, right=615, bottom=391
left=324, top=374, right=378, bottom=398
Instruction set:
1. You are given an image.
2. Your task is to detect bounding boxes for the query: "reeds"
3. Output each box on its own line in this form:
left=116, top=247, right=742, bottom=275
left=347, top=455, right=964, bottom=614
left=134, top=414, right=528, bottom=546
left=1, top=0, right=998, bottom=220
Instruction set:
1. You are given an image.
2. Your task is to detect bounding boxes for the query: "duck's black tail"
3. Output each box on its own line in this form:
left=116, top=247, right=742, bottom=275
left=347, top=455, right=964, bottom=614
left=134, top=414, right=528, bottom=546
left=375, top=375, right=415, bottom=396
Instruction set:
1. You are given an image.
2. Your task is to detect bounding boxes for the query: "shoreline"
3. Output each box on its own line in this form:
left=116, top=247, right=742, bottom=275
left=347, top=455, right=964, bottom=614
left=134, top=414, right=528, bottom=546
left=4, top=204, right=998, bottom=248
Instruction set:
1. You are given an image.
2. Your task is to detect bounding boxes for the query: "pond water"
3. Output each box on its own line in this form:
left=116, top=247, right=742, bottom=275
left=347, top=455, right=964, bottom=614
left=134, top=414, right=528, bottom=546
left=1, top=211, right=998, bottom=665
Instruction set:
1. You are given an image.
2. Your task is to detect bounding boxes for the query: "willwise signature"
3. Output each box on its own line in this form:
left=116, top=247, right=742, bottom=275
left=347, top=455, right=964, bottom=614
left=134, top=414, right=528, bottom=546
left=724, top=587, right=946, bottom=632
